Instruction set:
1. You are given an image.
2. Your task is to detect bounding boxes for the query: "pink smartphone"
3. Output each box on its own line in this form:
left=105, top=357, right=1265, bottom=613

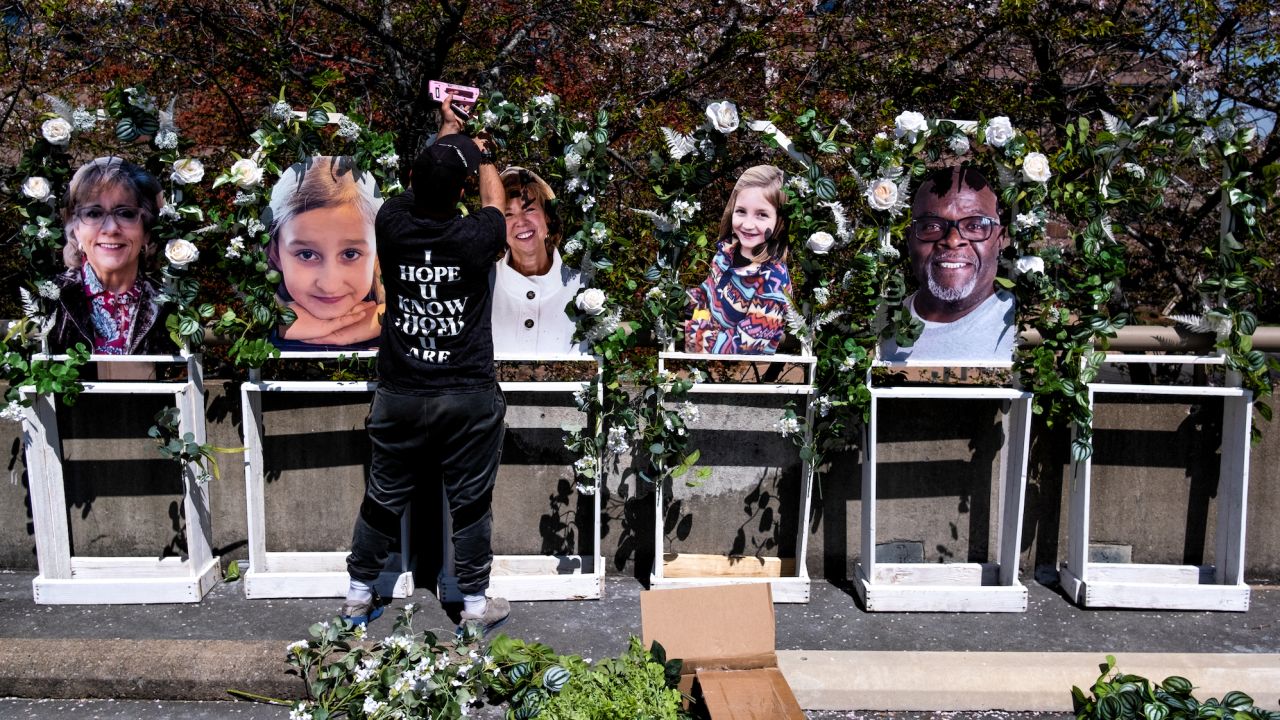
left=428, top=80, right=480, bottom=105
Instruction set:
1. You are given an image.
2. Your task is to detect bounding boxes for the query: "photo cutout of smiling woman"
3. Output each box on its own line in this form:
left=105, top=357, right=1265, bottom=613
left=684, top=164, right=794, bottom=355
left=266, top=156, right=384, bottom=350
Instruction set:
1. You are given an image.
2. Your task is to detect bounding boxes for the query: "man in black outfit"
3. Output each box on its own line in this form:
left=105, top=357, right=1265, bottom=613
left=342, top=98, right=510, bottom=632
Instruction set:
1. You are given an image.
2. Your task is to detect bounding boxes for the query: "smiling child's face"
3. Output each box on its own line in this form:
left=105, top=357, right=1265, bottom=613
left=278, top=204, right=376, bottom=320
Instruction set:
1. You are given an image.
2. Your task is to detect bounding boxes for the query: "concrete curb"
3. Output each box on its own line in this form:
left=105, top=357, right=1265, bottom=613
left=0, top=639, right=301, bottom=702
left=778, top=651, right=1280, bottom=711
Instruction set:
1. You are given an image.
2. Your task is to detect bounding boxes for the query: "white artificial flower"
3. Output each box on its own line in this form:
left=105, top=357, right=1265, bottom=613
left=949, top=135, right=971, bottom=155
left=41, top=117, right=73, bottom=145
left=578, top=195, right=595, bottom=212
left=21, top=176, right=53, bottom=202
left=815, top=395, right=832, bottom=417
left=893, top=111, right=928, bottom=143
left=337, top=117, right=361, bottom=139
left=563, top=238, right=583, bottom=256
left=704, top=100, right=740, bottom=134
left=171, top=158, right=205, bottom=185
left=1014, top=213, right=1042, bottom=231
left=225, top=236, right=246, bottom=259
left=1014, top=255, right=1046, bottom=276
left=378, top=154, right=399, bottom=169
left=985, top=116, right=1015, bottom=147
left=0, top=401, right=23, bottom=424
left=71, top=108, right=97, bottom=131
left=813, top=286, right=830, bottom=305
left=37, top=280, right=60, bottom=300
left=245, top=218, right=266, bottom=235
left=572, top=130, right=588, bottom=144
left=289, top=703, right=313, bottom=720
left=575, top=288, right=607, bottom=316
left=873, top=131, right=889, bottom=142
left=773, top=416, right=801, bottom=437
left=164, top=238, right=200, bottom=268
left=286, top=640, right=308, bottom=655
left=564, top=151, right=583, bottom=175
left=787, top=176, right=812, bottom=196
left=645, top=286, right=664, bottom=300
left=234, top=191, right=257, bottom=206
left=271, top=101, right=294, bottom=120
left=1122, top=162, right=1146, bottom=179
left=159, top=203, right=180, bottom=221
left=677, top=401, right=700, bottom=424
left=574, top=455, right=598, bottom=474
left=590, top=224, right=608, bottom=242
left=481, top=110, right=499, bottom=126
left=362, top=697, right=385, bottom=715
left=228, top=158, right=264, bottom=188
left=606, top=426, right=631, bottom=455
left=865, top=178, right=899, bottom=211
left=532, top=94, right=556, bottom=108
left=1021, top=152, right=1052, bottom=182
left=354, top=656, right=380, bottom=683
left=839, top=355, right=860, bottom=372
left=154, top=130, right=178, bottom=150
left=806, top=231, right=835, bottom=255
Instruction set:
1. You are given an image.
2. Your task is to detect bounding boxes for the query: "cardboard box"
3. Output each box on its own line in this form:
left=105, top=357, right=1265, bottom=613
left=640, top=583, right=805, bottom=720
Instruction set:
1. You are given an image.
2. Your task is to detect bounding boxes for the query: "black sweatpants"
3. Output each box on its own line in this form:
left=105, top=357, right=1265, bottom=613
left=346, top=384, right=506, bottom=596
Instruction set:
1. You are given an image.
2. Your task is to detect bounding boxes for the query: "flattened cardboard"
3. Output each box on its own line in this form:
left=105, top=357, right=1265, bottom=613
left=640, top=584, right=804, bottom=719
left=697, top=667, right=806, bottom=720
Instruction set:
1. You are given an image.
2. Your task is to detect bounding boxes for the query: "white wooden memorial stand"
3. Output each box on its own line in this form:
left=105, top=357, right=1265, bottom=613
left=649, top=348, right=817, bottom=603
left=22, top=352, right=221, bottom=604
left=1058, top=354, right=1252, bottom=611
left=438, top=353, right=605, bottom=602
left=241, top=351, right=413, bottom=599
left=856, top=360, right=1033, bottom=612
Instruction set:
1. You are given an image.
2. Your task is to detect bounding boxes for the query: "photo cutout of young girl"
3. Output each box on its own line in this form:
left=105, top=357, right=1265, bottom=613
left=266, top=155, right=384, bottom=351
left=685, top=164, right=793, bottom=355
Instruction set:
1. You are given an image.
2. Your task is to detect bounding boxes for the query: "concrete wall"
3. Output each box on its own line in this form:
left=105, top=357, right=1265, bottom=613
left=2, top=380, right=1277, bottom=583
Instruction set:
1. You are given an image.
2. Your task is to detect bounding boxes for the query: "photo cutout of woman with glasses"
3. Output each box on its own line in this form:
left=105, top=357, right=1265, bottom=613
left=50, top=156, right=176, bottom=356
left=266, top=156, right=384, bottom=351
left=879, top=165, right=1016, bottom=364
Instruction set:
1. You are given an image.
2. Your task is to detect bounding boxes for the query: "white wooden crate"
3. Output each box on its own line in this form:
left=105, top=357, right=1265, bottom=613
left=437, top=352, right=605, bottom=602
left=1059, top=355, right=1252, bottom=611
left=22, top=353, right=220, bottom=604
left=856, top=367, right=1033, bottom=613
left=240, top=356, right=413, bottom=600
left=649, top=349, right=817, bottom=603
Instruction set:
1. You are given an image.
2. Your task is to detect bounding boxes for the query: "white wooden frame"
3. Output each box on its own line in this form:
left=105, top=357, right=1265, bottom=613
left=855, top=360, right=1033, bottom=612
left=649, top=348, right=818, bottom=603
left=240, top=350, right=414, bottom=599
left=437, top=352, right=605, bottom=602
left=1058, top=354, right=1252, bottom=611
left=22, top=352, right=220, bottom=604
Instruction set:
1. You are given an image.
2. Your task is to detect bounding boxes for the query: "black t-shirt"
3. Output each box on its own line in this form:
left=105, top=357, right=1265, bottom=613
left=375, top=190, right=506, bottom=394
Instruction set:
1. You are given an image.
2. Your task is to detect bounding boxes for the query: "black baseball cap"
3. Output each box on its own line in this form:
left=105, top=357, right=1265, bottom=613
left=411, top=134, right=482, bottom=213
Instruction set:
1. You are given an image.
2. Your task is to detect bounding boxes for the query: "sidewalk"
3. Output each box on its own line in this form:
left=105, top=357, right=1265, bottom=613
left=1, top=570, right=1277, bottom=712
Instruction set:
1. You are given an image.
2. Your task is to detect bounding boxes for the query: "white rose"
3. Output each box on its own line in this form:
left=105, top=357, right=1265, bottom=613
left=806, top=231, right=835, bottom=255
left=41, top=117, right=73, bottom=145
left=21, top=176, right=53, bottom=202
left=949, top=135, right=971, bottom=155
left=171, top=158, right=205, bottom=185
left=1022, top=152, right=1052, bottom=183
left=575, top=288, right=607, bottom=316
left=228, top=158, right=263, bottom=188
left=164, top=238, right=200, bottom=268
left=1014, top=255, right=1045, bottom=277
left=704, top=100, right=739, bottom=134
left=985, top=116, right=1015, bottom=147
left=865, top=178, right=899, bottom=211
left=894, top=111, right=928, bottom=142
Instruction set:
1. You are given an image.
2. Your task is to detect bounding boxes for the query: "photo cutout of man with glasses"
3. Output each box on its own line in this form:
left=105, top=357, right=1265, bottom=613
left=879, top=165, right=1016, bottom=364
